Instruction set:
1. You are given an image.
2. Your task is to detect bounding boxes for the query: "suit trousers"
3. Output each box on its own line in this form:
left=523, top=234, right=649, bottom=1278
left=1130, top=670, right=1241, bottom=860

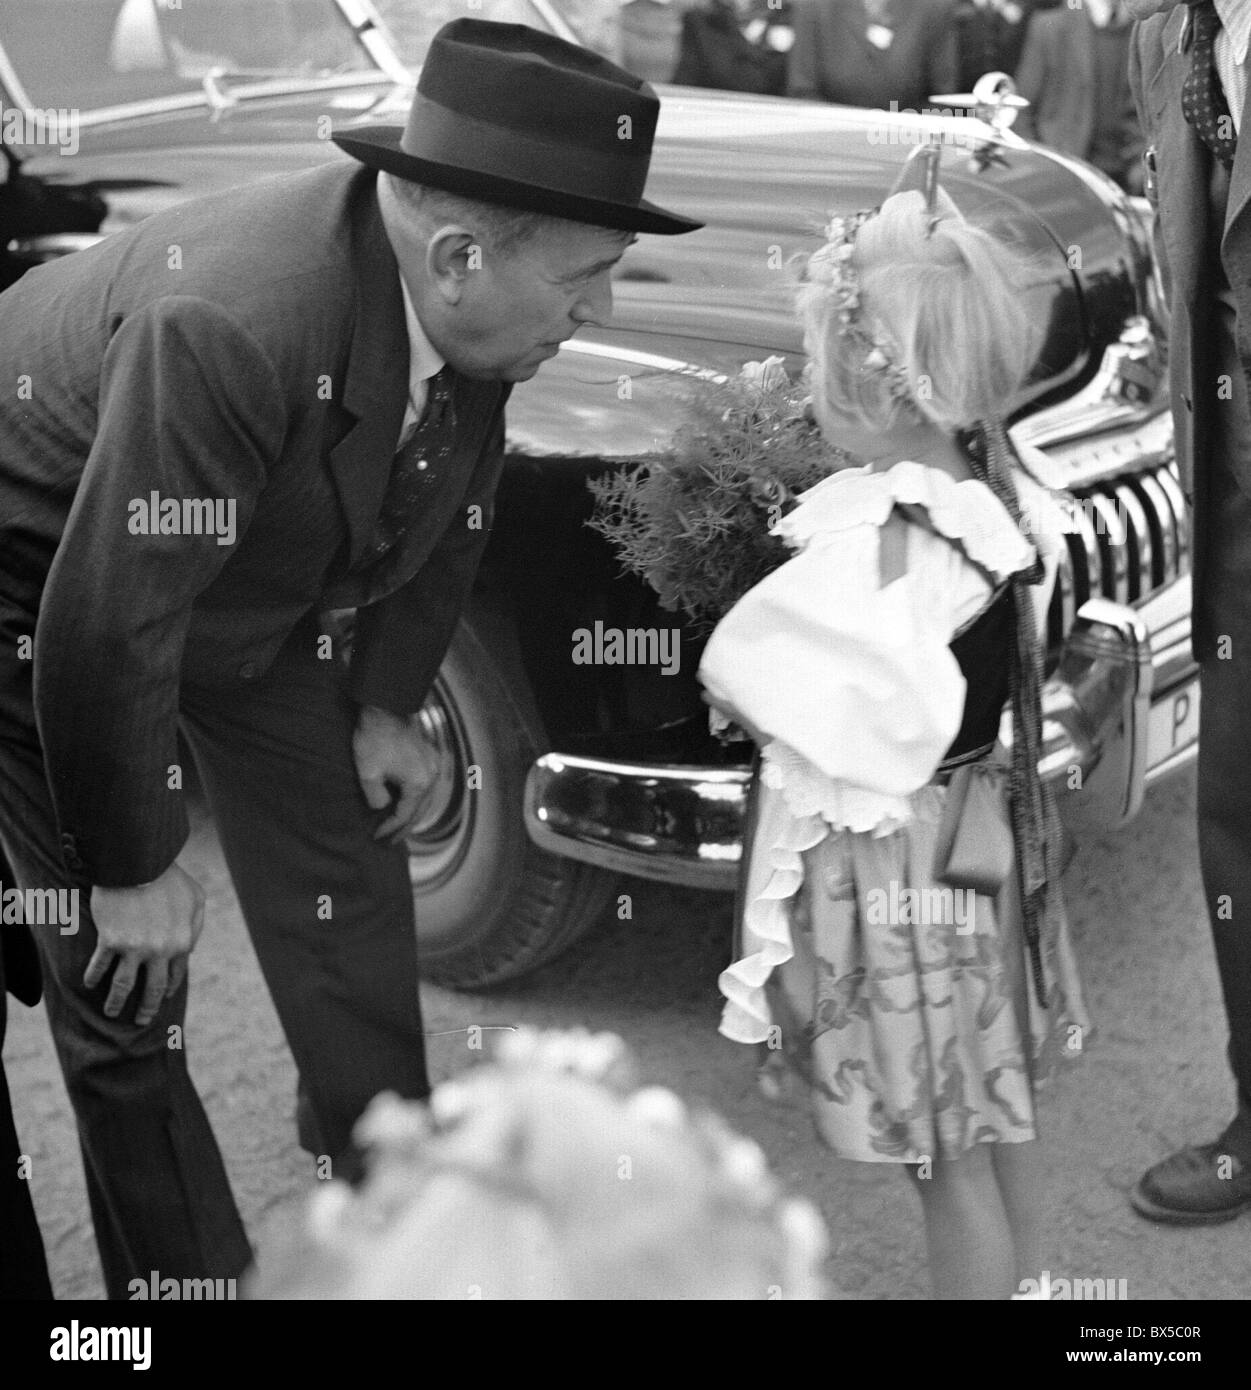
left=0, top=607, right=429, bottom=1298
left=0, top=970, right=53, bottom=1298
left=1194, top=382, right=1251, bottom=1160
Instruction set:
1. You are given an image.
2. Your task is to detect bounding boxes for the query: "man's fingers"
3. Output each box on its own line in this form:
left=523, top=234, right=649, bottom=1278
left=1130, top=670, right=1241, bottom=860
left=103, top=959, right=140, bottom=1019
left=136, top=957, right=168, bottom=1027
left=375, top=783, right=422, bottom=840
left=83, top=944, right=116, bottom=991
left=167, top=955, right=188, bottom=1000
left=358, top=773, right=392, bottom=812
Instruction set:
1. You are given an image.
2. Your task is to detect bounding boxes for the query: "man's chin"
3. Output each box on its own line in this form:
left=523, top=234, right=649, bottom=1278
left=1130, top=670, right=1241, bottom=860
left=448, top=355, right=558, bottom=384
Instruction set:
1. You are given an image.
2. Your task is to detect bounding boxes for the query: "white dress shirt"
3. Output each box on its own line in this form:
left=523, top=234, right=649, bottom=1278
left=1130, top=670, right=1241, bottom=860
left=397, top=275, right=445, bottom=450
left=1215, top=0, right=1251, bottom=134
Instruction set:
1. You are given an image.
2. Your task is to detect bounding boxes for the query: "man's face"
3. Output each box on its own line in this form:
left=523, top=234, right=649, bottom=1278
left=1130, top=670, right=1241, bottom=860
left=430, top=220, right=636, bottom=382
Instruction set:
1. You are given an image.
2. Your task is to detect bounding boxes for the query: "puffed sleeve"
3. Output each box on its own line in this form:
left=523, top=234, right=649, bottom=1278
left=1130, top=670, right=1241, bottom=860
left=698, top=525, right=967, bottom=798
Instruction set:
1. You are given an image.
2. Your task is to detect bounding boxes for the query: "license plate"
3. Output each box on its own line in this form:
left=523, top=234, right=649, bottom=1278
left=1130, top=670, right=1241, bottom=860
left=1147, top=679, right=1201, bottom=772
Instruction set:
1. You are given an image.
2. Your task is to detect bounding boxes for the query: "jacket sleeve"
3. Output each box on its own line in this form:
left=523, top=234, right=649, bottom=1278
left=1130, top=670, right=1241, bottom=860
left=345, top=386, right=510, bottom=715
left=33, top=296, right=285, bottom=886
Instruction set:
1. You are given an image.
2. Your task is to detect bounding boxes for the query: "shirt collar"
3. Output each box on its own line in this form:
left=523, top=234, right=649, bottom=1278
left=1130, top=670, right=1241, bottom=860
left=1084, top=0, right=1124, bottom=29
left=399, top=273, right=444, bottom=397
left=1217, top=0, right=1251, bottom=65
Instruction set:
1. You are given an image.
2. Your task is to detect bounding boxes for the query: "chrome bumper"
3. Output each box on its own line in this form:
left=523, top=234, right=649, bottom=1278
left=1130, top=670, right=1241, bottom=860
left=523, top=582, right=1198, bottom=890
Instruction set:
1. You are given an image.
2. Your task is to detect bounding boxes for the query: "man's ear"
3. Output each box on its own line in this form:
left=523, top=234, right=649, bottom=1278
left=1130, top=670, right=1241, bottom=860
left=426, top=224, right=483, bottom=304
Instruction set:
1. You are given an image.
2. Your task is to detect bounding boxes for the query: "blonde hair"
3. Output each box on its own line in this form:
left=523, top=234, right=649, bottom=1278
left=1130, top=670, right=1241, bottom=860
left=798, top=189, right=1038, bottom=434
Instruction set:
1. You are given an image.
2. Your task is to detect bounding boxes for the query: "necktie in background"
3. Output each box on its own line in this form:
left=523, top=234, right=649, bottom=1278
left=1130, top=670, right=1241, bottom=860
left=1183, top=1, right=1238, bottom=168
left=360, top=366, right=456, bottom=566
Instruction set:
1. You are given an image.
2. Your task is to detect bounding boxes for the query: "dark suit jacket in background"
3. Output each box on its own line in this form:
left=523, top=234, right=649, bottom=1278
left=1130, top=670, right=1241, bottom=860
left=1016, top=6, right=1143, bottom=180
left=673, top=1, right=789, bottom=94
left=0, top=163, right=509, bottom=889
left=787, top=0, right=960, bottom=109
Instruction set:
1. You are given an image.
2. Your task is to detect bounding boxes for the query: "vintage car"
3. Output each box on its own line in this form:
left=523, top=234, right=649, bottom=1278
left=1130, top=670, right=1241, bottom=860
left=0, top=0, right=1197, bottom=987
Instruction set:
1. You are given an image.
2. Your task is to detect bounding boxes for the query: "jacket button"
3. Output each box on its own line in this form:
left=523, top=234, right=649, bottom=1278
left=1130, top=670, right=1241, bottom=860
left=238, top=662, right=259, bottom=681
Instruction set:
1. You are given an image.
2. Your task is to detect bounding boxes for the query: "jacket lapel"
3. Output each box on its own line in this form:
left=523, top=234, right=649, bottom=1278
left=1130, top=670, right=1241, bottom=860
left=1223, top=63, right=1251, bottom=244
left=1149, top=6, right=1208, bottom=312
left=327, top=175, right=409, bottom=572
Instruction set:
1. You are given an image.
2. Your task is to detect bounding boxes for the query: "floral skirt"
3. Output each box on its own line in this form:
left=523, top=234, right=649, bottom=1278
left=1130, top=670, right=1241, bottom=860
left=723, top=766, right=1092, bottom=1164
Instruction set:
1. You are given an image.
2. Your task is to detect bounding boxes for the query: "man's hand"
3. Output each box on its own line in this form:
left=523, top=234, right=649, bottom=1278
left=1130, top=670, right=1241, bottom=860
left=353, top=704, right=441, bottom=842
left=87, top=862, right=206, bottom=1025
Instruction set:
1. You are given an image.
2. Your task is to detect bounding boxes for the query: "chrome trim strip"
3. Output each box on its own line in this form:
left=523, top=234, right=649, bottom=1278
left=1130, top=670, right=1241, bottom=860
left=1112, top=481, right=1153, bottom=600
left=1068, top=505, right=1104, bottom=603
left=28, top=71, right=394, bottom=133
left=1087, top=492, right=1130, bottom=602
left=557, top=338, right=726, bottom=381
left=0, top=37, right=34, bottom=110
left=1154, top=465, right=1191, bottom=570
left=1134, top=472, right=1178, bottom=582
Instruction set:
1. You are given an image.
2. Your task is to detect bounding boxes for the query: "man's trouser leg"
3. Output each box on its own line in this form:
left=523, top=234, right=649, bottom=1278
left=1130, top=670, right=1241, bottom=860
left=0, top=689, right=251, bottom=1301
left=179, top=614, right=429, bottom=1167
left=1195, top=457, right=1251, bottom=1160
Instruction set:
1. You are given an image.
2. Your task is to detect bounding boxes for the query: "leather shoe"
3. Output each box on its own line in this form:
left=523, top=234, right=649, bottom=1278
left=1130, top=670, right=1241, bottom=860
left=1131, top=1141, right=1251, bottom=1225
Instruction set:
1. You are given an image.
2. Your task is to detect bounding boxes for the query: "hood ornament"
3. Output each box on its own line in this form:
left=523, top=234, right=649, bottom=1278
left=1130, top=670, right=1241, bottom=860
left=927, top=71, right=1030, bottom=171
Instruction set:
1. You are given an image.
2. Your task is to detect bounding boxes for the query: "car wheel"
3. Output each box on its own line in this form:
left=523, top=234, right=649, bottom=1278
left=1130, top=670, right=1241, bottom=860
left=401, top=615, right=616, bottom=990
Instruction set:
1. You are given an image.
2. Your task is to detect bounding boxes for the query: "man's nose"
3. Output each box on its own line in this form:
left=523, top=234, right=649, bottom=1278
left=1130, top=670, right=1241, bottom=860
left=572, top=274, right=614, bottom=327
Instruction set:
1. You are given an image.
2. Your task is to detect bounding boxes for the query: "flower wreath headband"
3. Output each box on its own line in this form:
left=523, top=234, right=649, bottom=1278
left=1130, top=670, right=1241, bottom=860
left=803, top=141, right=948, bottom=411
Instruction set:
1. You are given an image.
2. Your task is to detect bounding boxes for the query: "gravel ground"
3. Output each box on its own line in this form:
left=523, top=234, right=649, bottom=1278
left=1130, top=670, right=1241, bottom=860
left=5, top=764, right=1250, bottom=1300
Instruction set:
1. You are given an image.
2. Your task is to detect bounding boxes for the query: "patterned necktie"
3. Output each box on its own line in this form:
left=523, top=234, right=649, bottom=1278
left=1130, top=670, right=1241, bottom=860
left=960, top=419, right=1056, bottom=1010
left=1182, top=1, right=1238, bottom=169
left=360, top=366, right=456, bottom=566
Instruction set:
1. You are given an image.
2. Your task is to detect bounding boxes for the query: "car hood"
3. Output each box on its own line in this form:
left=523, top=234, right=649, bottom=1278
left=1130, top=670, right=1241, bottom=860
left=12, top=81, right=1145, bottom=460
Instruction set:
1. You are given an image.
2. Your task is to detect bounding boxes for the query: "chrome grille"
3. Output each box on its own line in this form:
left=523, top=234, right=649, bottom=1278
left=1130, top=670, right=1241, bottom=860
left=1049, top=460, right=1189, bottom=648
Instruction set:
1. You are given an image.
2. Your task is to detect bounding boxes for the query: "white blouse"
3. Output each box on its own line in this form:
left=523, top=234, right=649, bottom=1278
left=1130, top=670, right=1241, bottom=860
left=697, top=449, right=1069, bottom=1044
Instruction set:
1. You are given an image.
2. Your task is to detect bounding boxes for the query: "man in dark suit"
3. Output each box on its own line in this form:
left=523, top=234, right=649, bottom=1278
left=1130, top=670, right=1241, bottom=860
left=0, top=18, right=699, bottom=1296
left=1016, top=0, right=1144, bottom=191
left=787, top=0, right=960, bottom=110
left=1128, top=0, right=1251, bottom=1224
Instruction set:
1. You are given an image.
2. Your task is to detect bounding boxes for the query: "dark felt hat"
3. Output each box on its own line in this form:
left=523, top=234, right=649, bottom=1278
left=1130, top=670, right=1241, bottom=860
left=332, top=18, right=702, bottom=236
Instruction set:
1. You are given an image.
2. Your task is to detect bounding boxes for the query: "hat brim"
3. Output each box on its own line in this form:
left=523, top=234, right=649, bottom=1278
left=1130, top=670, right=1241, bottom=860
left=332, top=127, right=703, bottom=236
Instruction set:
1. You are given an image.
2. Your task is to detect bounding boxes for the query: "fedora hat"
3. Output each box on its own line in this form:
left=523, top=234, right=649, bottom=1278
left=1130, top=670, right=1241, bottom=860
left=332, top=18, right=702, bottom=236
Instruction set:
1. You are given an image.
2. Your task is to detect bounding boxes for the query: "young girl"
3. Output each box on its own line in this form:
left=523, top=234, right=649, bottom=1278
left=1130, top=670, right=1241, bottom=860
left=699, top=188, right=1091, bottom=1300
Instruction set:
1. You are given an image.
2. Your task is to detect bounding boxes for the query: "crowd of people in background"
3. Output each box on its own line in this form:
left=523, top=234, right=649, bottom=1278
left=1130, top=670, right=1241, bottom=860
left=581, top=0, right=1145, bottom=190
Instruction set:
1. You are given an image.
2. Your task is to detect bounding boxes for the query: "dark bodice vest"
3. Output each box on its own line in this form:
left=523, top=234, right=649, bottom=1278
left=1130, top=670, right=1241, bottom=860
left=939, top=583, right=1015, bottom=769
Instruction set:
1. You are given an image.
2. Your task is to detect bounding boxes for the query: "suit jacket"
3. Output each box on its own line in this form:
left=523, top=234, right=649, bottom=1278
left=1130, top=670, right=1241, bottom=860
left=787, top=0, right=959, bottom=110
left=672, top=3, right=788, bottom=95
left=0, top=163, right=509, bottom=887
left=1130, top=8, right=1251, bottom=505
left=1016, top=8, right=1142, bottom=175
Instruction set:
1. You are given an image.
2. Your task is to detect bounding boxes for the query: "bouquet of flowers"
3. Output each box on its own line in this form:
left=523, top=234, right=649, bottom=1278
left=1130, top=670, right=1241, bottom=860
left=588, top=357, right=858, bottom=634
left=250, top=1028, right=829, bottom=1300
